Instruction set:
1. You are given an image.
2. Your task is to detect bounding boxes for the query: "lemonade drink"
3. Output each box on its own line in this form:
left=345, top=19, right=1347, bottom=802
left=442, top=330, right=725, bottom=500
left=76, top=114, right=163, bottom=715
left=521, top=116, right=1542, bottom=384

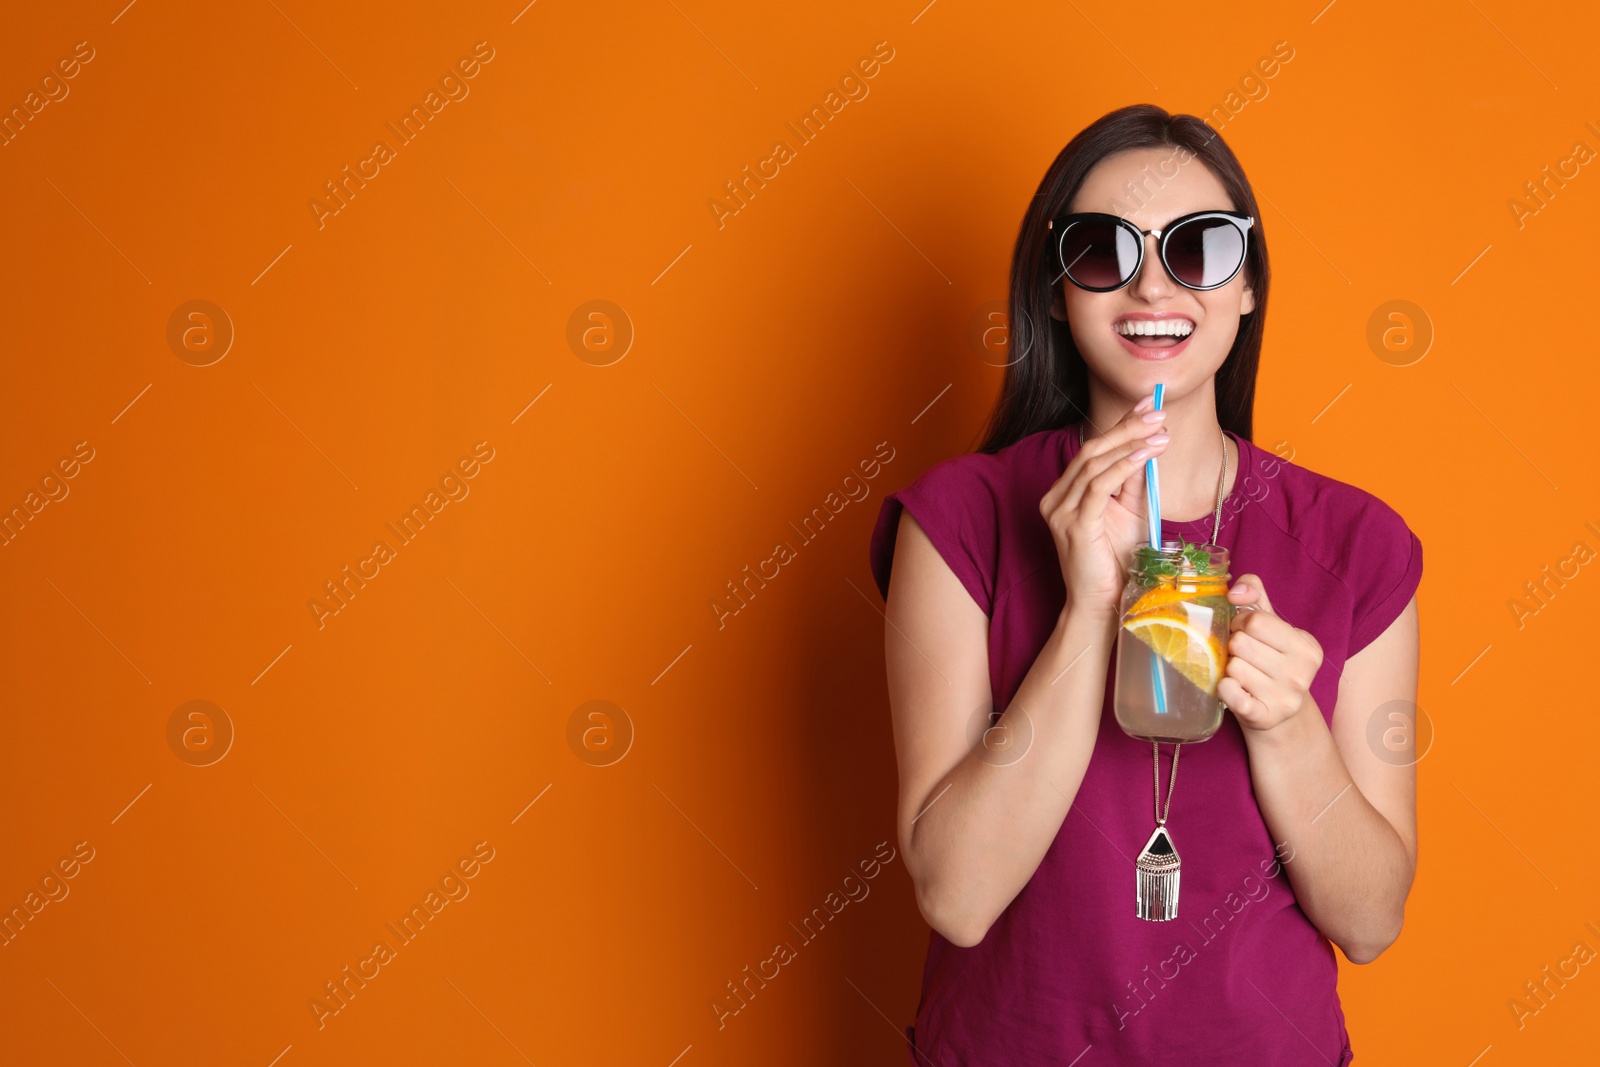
left=1113, top=542, right=1234, bottom=744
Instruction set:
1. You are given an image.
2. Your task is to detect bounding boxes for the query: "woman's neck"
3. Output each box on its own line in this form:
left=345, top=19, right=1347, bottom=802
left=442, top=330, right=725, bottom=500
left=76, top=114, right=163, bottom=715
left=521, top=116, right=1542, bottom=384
left=1083, top=383, right=1237, bottom=523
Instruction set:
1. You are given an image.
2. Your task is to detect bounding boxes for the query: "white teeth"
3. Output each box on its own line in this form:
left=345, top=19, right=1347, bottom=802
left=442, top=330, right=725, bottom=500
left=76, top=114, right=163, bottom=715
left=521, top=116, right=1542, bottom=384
left=1116, top=319, right=1194, bottom=337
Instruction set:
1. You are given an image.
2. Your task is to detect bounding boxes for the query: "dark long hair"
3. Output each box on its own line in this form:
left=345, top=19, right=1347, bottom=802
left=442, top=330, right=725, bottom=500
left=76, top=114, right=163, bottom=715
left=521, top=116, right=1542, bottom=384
left=975, top=104, right=1269, bottom=453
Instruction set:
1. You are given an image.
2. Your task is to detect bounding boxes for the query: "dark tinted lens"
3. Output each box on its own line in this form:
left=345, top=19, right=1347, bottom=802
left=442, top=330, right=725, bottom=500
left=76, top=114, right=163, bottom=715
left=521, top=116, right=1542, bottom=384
left=1164, top=216, right=1245, bottom=288
left=1059, top=219, right=1140, bottom=290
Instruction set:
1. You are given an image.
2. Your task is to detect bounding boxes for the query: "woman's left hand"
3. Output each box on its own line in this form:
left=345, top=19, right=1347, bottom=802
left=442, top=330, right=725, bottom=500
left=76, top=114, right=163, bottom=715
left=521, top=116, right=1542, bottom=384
left=1218, top=574, right=1324, bottom=733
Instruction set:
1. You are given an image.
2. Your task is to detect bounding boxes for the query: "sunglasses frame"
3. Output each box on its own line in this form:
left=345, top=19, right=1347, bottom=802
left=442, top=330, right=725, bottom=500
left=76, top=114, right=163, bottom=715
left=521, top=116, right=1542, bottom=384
left=1046, top=209, right=1256, bottom=293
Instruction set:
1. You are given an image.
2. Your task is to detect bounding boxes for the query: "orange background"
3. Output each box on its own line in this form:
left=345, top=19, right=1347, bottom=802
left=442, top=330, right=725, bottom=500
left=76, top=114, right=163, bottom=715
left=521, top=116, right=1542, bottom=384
left=2, top=1, right=1597, bottom=1063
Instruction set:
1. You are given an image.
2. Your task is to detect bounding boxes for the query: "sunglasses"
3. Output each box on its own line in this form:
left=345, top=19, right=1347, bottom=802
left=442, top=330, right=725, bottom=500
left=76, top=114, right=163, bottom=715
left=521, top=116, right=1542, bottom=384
left=1046, top=210, right=1255, bottom=292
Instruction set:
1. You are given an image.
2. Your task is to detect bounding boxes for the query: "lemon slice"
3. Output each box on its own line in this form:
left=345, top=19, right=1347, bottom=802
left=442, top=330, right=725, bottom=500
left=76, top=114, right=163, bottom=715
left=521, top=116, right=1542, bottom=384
left=1123, top=614, right=1223, bottom=695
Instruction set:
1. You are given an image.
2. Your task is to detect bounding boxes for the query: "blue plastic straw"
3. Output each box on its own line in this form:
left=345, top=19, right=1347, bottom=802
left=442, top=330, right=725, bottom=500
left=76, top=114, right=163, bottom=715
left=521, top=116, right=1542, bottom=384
left=1145, top=384, right=1169, bottom=716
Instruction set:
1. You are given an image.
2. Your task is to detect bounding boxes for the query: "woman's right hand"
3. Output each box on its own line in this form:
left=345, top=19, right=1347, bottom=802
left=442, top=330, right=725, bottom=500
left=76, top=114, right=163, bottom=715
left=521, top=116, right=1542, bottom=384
left=1039, top=395, right=1171, bottom=621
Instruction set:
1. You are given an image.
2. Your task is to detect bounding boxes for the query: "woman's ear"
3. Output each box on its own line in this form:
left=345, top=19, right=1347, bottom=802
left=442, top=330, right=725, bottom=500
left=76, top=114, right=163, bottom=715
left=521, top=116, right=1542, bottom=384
left=1047, top=282, right=1068, bottom=321
left=1239, top=278, right=1257, bottom=316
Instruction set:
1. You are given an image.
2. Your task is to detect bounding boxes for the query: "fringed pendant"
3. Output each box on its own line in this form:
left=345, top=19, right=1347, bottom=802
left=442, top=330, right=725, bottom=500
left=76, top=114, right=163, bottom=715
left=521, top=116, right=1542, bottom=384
left=1135, top=824, right=1181, bottom=922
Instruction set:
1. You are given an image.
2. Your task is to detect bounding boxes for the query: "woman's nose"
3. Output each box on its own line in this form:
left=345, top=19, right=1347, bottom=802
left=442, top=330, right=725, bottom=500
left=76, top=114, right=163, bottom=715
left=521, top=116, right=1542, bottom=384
left=1130, top=234, right=1177, bottom=299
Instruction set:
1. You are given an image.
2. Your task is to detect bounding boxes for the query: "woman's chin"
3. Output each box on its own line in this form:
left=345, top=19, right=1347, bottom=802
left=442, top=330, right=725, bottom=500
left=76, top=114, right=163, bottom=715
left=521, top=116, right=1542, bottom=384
left=1083, top=350, right=1224, bottom=399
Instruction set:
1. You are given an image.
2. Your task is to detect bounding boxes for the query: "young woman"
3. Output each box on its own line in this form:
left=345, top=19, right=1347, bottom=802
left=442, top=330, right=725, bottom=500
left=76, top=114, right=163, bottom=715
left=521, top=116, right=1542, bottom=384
left=867, top=105, right=1422, bottom=1065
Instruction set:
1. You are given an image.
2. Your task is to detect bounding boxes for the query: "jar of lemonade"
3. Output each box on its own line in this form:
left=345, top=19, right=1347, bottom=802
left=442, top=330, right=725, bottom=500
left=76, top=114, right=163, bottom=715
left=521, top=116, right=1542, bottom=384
left=1113, top=542, right=1240, bottom=744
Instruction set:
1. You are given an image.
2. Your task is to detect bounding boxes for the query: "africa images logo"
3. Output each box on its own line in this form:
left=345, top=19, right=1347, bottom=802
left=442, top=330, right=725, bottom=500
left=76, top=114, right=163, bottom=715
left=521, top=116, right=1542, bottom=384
left=308, top=42, right=497, bottom=230
left=711, top=441, right=895, bottom=630
left=307, top=441, right=496, bottom=630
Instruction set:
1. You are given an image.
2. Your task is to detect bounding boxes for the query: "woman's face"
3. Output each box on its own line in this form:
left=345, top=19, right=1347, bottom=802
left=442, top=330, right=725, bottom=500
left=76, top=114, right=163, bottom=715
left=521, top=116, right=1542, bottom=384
left=1050, top=146, right=1256, bottom=407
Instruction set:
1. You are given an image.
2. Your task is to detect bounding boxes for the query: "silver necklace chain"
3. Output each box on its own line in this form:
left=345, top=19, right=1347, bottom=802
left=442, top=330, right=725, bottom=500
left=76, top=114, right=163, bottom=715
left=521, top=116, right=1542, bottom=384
left=1077, top=420, right=1232, bottom=830
left=1155, top=741, right=1179, bottom=825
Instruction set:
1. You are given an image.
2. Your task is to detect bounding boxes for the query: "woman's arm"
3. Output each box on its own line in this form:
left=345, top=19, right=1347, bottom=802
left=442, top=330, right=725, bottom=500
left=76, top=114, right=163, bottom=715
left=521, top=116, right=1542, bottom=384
left=1223, top=580, right=1420, bottom=964
left=884, top=511, right=1116, bottom=947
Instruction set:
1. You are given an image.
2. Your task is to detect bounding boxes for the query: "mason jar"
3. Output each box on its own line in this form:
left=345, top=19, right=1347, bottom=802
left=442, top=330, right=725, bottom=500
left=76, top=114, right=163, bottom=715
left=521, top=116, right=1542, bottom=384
left=1113, top=542, right=1240, bottom=744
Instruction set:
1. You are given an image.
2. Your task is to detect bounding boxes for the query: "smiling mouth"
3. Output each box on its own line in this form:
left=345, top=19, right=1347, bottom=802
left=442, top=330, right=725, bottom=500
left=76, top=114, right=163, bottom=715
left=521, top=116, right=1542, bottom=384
left=1114, top=318, right=1194, bottom=349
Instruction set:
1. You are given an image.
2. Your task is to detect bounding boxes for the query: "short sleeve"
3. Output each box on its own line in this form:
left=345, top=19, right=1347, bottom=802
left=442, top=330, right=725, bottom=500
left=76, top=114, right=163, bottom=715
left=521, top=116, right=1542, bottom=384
left=867, top=454, right=1001, bottom=616
left=1344, top=496, right=1424, bottom=657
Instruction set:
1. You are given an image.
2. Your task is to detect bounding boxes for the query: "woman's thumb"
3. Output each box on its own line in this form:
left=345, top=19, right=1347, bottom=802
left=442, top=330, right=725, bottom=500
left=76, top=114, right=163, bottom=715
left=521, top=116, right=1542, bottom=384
left=1116, top=462, right=1146, bottom=512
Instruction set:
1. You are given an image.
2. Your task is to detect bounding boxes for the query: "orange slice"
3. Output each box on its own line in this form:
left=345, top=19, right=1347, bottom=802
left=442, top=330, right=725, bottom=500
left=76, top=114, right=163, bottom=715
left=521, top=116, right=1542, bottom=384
left=1123, top=614, right=1224, bottom=695
left=1127, top=579, right=1227, bottom=620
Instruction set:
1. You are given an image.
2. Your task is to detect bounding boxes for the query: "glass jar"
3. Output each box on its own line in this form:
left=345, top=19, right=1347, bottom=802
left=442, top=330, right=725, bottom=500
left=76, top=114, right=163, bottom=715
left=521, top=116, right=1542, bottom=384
left=1113, top=542, right=1238, bottom=744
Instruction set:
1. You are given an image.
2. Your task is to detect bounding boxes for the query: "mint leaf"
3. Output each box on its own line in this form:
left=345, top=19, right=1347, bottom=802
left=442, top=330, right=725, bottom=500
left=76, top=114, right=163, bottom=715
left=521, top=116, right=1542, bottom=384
left=1134, top=539, right=1215, bottom=586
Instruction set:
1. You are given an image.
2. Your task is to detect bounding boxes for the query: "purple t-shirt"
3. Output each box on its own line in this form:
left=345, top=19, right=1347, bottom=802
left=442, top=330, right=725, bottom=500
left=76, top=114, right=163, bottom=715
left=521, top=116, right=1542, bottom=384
left=867, top=423, right=1423, bottom=1066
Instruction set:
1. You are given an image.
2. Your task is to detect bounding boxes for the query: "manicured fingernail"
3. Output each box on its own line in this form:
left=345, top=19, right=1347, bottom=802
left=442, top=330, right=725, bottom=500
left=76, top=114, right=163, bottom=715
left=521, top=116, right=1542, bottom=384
left=1130, top=447, right=1151, bottom=461
left=1142, top=410, right=1166, bottom=423
left=1147, top=433, right=1170, bottom=445
left=1135, top=395, right=1153, bottom=412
